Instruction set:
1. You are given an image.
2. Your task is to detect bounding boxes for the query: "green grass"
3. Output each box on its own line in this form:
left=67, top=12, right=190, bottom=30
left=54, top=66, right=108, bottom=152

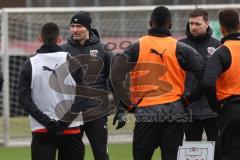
left=0, top=116, right=162, bottom=159
left=0, top=144, right=161, bottom=160
left=0, top=114, right=136, bottom=139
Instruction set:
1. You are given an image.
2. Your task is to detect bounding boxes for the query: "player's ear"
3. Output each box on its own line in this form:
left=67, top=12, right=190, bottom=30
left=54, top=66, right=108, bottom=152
left=206, top=20, right=209, bottom=27
left=149, top=20, right=152, bottom=27
left=38, top=35, right=43, bottom=43
left=56, top=35, right=62, bottom=45
left=220, top=26, right=227, bottom=37
left=169, top=22, right=172, bottom=30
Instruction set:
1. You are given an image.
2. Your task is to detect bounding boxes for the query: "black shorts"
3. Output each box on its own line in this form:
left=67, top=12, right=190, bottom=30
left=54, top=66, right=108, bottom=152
left=217, top=101, right=240, bottom=160
left=133, top=121, right=183, bottom=149
left=31, top=132, right=84, bottom=160
left=133, top=121, right=184, bottom=160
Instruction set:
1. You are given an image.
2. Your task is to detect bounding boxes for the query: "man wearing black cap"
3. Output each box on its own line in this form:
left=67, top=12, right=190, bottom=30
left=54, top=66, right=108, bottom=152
left=111, top=6, right=204, bottom=160
left=61, top=11, right=111, bottom=160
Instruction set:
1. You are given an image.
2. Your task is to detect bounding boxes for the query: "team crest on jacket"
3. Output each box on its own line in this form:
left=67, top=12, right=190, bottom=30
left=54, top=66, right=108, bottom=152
left=90, top=50, right=98, bottom=58
left=207, top=47, right=216, bottom=56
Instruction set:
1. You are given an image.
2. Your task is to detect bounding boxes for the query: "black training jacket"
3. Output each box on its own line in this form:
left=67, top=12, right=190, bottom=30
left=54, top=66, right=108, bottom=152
left=180, top=25, right=220, bottom=119
left=61, top=29, right=113, bottom=109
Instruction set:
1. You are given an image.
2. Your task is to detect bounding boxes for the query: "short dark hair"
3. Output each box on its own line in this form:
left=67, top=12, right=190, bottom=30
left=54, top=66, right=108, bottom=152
left=151, top=6, right=171, bottom=27
left=189, top=8, right=208, bottom=21
left=219, top=9, right=239, bottom=32
left=41, top=22, right=60, bottom=43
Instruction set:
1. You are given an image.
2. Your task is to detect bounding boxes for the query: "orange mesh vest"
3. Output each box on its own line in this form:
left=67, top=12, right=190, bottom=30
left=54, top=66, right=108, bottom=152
left=216, top=40, right=240, bottom=100
left=130, top=35, right=186, bottom=107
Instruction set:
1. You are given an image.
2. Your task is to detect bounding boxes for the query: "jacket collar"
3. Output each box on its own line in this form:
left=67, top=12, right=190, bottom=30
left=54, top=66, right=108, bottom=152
left=148, top=27, right=171, bottom=37
left=36, top=43, right=63, bottom=53
left=221, top=32, right=240, bottom=44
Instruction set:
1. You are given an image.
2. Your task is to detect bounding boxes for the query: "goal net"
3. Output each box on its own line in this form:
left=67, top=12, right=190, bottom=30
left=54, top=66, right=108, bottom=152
left=0, top=4, right=235, bottom=146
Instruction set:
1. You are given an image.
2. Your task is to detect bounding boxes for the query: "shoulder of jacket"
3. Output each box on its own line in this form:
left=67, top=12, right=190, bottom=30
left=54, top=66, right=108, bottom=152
left=179, top=36, right=189, bottom=41
left=61, top=41, right=77, bottom=49
left=213, top=38, right=221, bottom=46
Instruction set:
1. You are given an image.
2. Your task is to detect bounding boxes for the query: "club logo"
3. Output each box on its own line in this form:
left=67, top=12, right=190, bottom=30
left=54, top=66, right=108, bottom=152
left=150, top=48, right=166, bottom=62
left=90, top=50, right=98, bottom=58
left=42, top=64, right=58, bottom=77
left=207, top=47, right=216, bottom=56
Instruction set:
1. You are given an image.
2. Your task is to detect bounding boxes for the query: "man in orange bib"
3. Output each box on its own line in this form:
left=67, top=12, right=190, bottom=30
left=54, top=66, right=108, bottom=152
left=111, top=6, right=205, bottom=160
left=203, top=9, right=240, bottom=160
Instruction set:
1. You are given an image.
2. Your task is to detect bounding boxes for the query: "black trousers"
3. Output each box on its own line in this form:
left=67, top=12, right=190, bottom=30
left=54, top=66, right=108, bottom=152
left=31, top=132, right=84, bottom=160
left=184, top=117, right=218, bottom=141
left=133, top=122, right=184, bottom=160
left=216, top=101, right=240, bottom=160
left=80, top=116, right=109, bottom=160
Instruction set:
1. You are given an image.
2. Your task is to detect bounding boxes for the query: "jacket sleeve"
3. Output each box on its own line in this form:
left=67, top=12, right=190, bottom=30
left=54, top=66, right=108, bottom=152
left=18, top=59, right=52, bottom=127
left=104, top=47, right=115, bottom=91
left=0, top=71, right=3, bottom=91
left=176, top=41, right=205, bottom=102
left=110, top=41, right=139, bottom=110
left=67, top=53, right=83, bottom=84
left=202, top=46, right=231, bottom=107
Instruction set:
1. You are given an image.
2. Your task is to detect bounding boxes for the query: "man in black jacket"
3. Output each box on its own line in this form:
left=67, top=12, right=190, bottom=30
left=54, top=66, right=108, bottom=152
left=180, top=9, right=220, bottom=142
left=61, top=11, right=112, bottom=160
left=111, top=6, right=204, bottom=160
left=203, top=9, right=240, bottom=160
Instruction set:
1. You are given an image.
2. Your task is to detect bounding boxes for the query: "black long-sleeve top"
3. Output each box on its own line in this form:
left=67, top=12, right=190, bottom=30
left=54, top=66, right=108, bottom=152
left=111, top=27, right=205, bottom=109
left=202, top=33, right=240, bottom=108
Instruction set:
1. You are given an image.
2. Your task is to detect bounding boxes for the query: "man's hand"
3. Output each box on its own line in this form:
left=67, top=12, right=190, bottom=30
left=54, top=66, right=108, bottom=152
left=181, top=96, right=190, bottom=108
left=212, top=103, right=224, bottom=112
left=128, top=104, right=137, bottom=113
left=46, top=119, right=67, bottom=135
left=113, top=109, right=126, bottom=130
